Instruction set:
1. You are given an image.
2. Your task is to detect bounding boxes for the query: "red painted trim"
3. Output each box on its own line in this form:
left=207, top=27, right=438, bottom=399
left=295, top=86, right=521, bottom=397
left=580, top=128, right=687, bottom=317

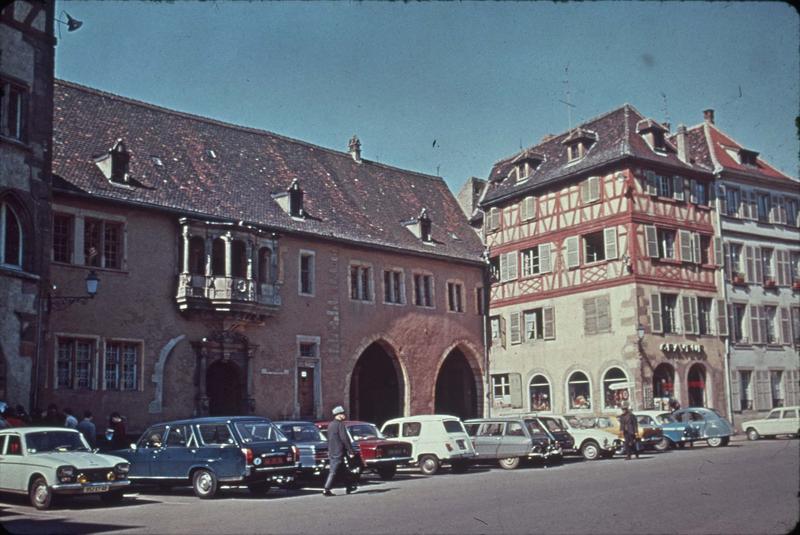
left=631, top=211, right=715, bottom=232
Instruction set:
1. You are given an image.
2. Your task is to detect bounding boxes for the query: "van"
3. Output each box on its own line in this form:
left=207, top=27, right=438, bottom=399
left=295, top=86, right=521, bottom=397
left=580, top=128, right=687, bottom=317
left=380, top=415, right=476, bottom=475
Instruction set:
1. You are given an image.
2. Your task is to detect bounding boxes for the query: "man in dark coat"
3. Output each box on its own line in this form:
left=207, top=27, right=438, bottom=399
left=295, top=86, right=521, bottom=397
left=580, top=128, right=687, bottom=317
left=619, top=401, right=639, bottom=460
left=323, top=405, right=357, bottom=496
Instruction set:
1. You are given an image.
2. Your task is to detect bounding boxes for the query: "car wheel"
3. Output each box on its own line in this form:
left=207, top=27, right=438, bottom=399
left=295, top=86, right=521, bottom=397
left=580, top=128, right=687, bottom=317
left=745, top=428, right=760, bottom=441
left=498, top=457, right=521, bottom=470
left=450, top=461, right=469, bottom=473
left=706, top=436, right=723, bottom=448
left=419, top=454, right=439, bottom=476
left=247, top=482, right=271, bottom=495
left=100, top=490, right=125, bottom=504
left=192, top=469, right=218, bottom=499
left=580, top=441, right=600, bottom=461
left=654, top=437, right=671, bottom=452
left=376, top=465, right=396, bottom=480
left=29, top=477, right=52, bottom=510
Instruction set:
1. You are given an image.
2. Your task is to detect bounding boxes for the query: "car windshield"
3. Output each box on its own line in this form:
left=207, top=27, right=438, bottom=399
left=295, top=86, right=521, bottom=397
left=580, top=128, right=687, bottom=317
left=443, top=420, right=467, bottom=434
left=541, top=418, right=565, bottom=432
left=655, top=413, right=675, bottom=424
left=524, top=419, right=548, bottom=436
left=348, top=423, right=382, bottom=441
left=25, top=431, right=89, bottom=453
left=235, top=421, right=287, bottom=443
left=279, top=424, right=325, bottom=442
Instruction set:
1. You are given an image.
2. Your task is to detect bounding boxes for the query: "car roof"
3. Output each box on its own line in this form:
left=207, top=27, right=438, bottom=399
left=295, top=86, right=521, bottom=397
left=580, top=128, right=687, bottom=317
left=148, top=416, right=274, bottom=427
left=464, top=417, right=531, bottom=423
left=382, top=415, right=460, bottom=424
left=273, top=420, right=317, bottom=426
left=0, top=426, right=77, bottom=434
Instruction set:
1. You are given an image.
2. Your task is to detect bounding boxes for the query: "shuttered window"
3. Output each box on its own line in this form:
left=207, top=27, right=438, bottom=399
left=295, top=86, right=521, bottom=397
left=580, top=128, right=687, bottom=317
left=776, top=250, right=790, bottom=286
left=584, top=295, right=611, bottom=335
left=749, top=305, right=763, bottom=344
left=565, top=237, right=580, bottom=268
left=679, top=230, right=693, bottom=262
left=543, top=307, right=555, bottom=340
left=744, top=246, right=755, bottom=283
left=488, top=207, right=500, bottom=231
left=779, top=308, right=792, bottom=345
left=716, top=299, right=728, bottom=337
left=650, top=294, right=663, bottom=333
left=682, top=295, right=699, bottom=335
left=521, top=196, right=537, bottom=221
left=644, top=170, right=658, bottom=195
left=509, top=312, right=521, bottom=345
left=673, top=176, right=685, bottom=201
left=539, top=243, right=552, bottom=273
left=499, top=252, right=518, bottom=282
left=755, top=370, right=772, bottom=410
left=604, top=228, right=618, bottom=260
left=581, top=176, right=600, bottom=204
left=713, top=237, right=724, bottom=267
left=644, top=225, right=659, bottom=258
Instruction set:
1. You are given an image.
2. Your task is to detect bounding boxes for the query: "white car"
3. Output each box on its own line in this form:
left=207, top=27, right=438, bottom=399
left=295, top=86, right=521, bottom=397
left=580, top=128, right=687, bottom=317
left=557, top=416, right=621, bottom=460
left=742, top=406, right=800, bottom=441
left=380, top=415, right=476, bottom=475
left=0, top=427, right=131, bottom=509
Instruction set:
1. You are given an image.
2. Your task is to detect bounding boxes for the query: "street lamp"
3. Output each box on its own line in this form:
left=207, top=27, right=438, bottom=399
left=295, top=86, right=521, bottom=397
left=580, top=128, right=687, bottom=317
left=48, top=270, right=100, bottom=311
left=637, top=323, right=645, bottom=341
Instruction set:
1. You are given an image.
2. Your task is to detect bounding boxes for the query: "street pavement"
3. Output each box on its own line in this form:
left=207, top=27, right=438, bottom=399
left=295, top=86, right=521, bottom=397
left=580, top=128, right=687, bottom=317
left=1, top=435, right=797, bottom=534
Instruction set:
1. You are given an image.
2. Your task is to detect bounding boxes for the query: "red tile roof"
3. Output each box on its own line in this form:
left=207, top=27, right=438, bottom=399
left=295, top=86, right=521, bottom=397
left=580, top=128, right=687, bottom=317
left=52, top=80, right=483, bottom=263
left=684, top=122, right=795, bottom=183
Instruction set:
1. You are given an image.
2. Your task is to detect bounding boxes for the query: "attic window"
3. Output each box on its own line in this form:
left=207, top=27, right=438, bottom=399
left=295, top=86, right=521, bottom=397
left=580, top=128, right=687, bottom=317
left=288, top=179, right=305, bottom=217
left=511, top=150, right=544, bottom=182
left=738, top=148, right=759, bottom=167
left=404, top=208, right=433, bottom=243
left=206, top=149, right=217, bottom=159
left=562, top=128, right=597, bottom=162
left=94, top=139, right=131, bottom=185
left=151, top=156, right=163, bottom=167
left=636, top=119, right=670, bottom=154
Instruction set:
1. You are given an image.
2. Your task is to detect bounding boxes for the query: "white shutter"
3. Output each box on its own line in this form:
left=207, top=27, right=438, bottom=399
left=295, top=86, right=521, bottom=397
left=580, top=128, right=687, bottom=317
left=539, top=243, right=552, bottom=273
left=673, top=176, right=685, bottom=200
left=645, top=225, right=659, bottom=258
left=604, top=227, right=618, bottom=260
left=780, top=308, right=792, bottom=345
left=508, top=251, right=518, bottom=280
left=713, top=237, right=724, bottom=267
left=776, top=250, right=790, bottom=286
left=590, top=176, right=600, bottom=202
left=744, top=246, right=755, bottom=283
left=679, top=230, right=693, bottom=262
left=692, top=233, right=702, bottom=264
left=755, top=371, right=771, bottom=410
left=565, top=237, right=580, bottom=268
left=729, top=369, right=740, bottom=411
left=682, top=296, right=694, bottom=334
left=543, top=307, right=555, bottom=340
left=750, top=305, right=762, bottom=344
left=509, top=373, right=523, bottom=408
left=521, top=196, right=537, bottom=221
left=754, top=246, right=763, bottom=284
left=645, top=171, right=657, bottom=195
left=716, top=299, right=728, bottom=336
left=509, top=312, right=521, bottom=344
left=584, top=298, right=598, bottom=335
left=650, top=294, right=663, bottom=333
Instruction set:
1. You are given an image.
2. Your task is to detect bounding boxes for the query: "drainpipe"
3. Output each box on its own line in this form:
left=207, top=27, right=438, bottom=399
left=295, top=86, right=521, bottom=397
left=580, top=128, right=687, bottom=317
left=31, top=286, right=46, bottom=412
left=714, top=187, right=734, bottom=426
left=481, top=246, right=492, bottom=418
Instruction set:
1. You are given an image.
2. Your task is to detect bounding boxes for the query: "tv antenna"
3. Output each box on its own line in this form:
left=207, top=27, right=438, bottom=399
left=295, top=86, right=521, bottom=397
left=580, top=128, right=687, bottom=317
left=559, top=63, right=576, bottom=130
left=660, top=92, right=670, bottom=127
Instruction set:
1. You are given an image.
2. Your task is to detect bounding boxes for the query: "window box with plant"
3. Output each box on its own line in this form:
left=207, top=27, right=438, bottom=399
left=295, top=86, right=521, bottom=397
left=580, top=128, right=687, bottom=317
left=763, top=279, right=777, bottom=289
left=792, top=279, right=800, bottom=291
left=732, top=272, right=747, bottom=286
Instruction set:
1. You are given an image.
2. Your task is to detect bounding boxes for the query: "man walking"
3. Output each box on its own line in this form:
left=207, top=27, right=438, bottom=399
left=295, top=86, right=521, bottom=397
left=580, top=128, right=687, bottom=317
left=323, top=405, right=358, bottom=496
left=77, top=411, right=97, bottom=449
left=619, top=401, right=639, bottom=460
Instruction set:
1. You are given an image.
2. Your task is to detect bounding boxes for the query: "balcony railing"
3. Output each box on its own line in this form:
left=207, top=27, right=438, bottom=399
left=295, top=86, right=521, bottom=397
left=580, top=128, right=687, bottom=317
left=176, top=273, right=281, bottom=321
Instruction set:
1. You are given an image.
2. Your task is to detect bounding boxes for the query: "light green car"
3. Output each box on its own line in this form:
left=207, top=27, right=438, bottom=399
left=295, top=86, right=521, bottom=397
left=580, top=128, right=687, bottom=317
left=742, top=406, right=800, bottom=441
left=0, top=427, right=131, bottom=509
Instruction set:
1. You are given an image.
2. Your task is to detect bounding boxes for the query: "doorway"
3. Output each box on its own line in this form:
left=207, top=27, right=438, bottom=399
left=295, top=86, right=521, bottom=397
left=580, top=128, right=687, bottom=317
left=206, top=360, right=243, bottom=416
left=687, top=363, right=707, bottom=408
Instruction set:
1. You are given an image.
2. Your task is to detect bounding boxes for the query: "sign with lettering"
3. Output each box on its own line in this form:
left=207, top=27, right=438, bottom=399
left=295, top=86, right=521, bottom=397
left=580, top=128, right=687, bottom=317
left=659, top=343, right=706, bottom=359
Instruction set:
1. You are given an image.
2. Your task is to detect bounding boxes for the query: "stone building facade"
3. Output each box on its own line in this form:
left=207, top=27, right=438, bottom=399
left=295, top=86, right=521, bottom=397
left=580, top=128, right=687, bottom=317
left=478, top=105, right=730, bottom=419
left=686, top=110, right=800, bottom=427
left=44, top=80, right=486, bottom=434
left=0, top=1, right=54, bottom=410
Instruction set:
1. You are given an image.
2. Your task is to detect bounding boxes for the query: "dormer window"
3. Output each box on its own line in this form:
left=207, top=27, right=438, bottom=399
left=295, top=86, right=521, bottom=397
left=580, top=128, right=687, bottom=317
left=738, top=148, right=759, bottom=167
left=94, top=139, right=131, bottom=185
left=561, top=128, right=597, bottom=162
left=404, top=208, right=433, bottom=243
left=288, top=179, right=304, bottom=217
left=511, top=150, right=544, bottom=182
left=636, top=119, right=670, bottom=154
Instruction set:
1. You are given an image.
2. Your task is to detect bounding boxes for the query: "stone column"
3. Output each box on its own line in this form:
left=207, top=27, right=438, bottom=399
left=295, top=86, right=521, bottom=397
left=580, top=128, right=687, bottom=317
left=246, top=240, right=254, bottom=280
left=196, top=343, right=209, bottom=416
left=181, top=225, right=190, bottom=274
left=245, top=345, right=256, bottom=414
left=223, top=233, right=232, bottom=277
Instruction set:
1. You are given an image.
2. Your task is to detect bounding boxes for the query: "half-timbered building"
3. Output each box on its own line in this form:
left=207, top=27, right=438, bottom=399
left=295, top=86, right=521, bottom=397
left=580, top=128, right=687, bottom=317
left=686, top=110, right=800, bottom=426
left=479, top=105, right=730, bottom=419
left=44, top=80, right=486, bottom=434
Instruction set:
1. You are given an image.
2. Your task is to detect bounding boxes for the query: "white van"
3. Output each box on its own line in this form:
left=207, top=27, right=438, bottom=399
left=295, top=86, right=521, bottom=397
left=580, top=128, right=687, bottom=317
left=380, top=415, right=476, bottom=475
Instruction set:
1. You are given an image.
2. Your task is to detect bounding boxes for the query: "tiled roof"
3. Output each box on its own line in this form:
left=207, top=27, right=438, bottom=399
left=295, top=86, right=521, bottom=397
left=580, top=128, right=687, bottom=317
left=483, top=104, right=712, bottom=205
left=684, top=122, right=796, bottom=183
left=52, top=80, right=484, bottom=264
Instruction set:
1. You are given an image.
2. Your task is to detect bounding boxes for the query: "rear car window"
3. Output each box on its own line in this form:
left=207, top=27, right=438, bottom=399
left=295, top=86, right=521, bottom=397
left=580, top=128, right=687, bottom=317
left=785, top=409, right=798, bottom=419
left=524, top=419, right=548, bottom=436
left=463, top=423, right=479, bottom=436
left=198, top=424, right=234, bottom=445
left=443, top=420, right=466, bottom=434
left=235, top=421, right=286, bottom=443
left=279, top=424, right=324, bottom=442
left=166, top=424, right=192, bottom=447
left=505, top=422, right=525, bottom=436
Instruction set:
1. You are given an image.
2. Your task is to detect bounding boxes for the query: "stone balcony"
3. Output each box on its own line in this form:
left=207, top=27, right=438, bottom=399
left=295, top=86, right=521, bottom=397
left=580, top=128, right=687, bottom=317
left=176, top=273, right=281, bottom=323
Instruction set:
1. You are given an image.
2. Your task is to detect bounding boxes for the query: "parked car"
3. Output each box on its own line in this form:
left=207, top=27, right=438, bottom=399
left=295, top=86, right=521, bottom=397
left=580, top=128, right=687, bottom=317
left=314, top=420, right=412, bottom=480
left=633, top=410, right=690, bottom=451
left=380, top=415, right=476, bottom=475
left=463, top=417, right=562, bottom=469
left=556, top=416, right=621, bottom=460
left=579, top=414, right=664, bottom=450
left=668, top=408, right=733, bottom=448
left=534, top=416, right=576, bottom=454
left=0, top=427, right=131, bottom=509
left=274, top=420, right=329, bottom=480
left=742, top=406, right=799, bottom=441
left=113, top=416, right=299, bottom=498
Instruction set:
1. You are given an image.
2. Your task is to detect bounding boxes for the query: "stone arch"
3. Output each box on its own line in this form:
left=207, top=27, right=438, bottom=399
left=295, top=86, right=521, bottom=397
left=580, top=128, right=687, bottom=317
left=563, top=368, right=593, bottom=413
left=525, top=369, right=555, bottom=412
left=433, top=341, right=483, bottom=419
left=0, top=190, right=34, bottom=270
left=347, top=337, right=406, bottom=426
left=686, top=362, right=709, bottom=408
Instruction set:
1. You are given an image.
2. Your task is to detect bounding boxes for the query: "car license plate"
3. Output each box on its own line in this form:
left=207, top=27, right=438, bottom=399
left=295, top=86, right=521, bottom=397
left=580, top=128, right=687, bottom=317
left=83, top=485, right=109, bottom=494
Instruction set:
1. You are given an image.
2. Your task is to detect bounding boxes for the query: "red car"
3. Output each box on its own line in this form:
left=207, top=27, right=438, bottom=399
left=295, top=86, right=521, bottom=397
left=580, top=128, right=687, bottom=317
left=315, top=420, right=412, bottom=480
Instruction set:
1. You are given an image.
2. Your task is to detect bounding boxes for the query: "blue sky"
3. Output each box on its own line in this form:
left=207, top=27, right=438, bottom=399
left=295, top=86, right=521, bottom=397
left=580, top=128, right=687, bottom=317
left=55, top=1, right=799, bottom=193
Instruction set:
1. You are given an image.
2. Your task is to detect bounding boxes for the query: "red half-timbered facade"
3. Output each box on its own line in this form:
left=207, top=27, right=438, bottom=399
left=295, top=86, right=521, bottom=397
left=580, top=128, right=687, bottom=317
left=479, top=105, right=729, bottom=418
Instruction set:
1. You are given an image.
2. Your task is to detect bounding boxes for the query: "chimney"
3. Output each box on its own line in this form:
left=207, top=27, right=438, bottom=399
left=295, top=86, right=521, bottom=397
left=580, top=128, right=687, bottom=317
left=540, top=133, right=556, bottom=143
left=676, top=124, right=689, bottom=163
left=703, top=109, right=715, bottom=124
left=662, top=122, right=671, bottom=133
left=348, top=135, right=362, bottom=163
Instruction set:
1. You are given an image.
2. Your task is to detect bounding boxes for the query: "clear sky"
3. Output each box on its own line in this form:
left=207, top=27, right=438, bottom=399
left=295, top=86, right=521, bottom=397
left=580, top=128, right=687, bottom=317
left=55, top=1, right=799, bottom=193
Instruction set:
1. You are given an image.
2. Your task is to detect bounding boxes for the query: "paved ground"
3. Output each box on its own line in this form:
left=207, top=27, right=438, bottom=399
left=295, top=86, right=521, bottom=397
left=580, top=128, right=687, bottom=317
left=1, top=435, right=798, bottom=534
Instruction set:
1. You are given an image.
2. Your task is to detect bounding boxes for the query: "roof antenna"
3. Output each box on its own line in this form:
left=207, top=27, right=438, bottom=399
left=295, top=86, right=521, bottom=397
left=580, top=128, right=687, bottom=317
left=559, top=63, right=576, bottom=130
left=660, top=91, right=671, bottom=128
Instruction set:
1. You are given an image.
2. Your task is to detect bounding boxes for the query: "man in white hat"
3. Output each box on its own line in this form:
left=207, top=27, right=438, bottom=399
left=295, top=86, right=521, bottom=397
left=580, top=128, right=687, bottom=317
left=323, top=405, right=357, bottom=496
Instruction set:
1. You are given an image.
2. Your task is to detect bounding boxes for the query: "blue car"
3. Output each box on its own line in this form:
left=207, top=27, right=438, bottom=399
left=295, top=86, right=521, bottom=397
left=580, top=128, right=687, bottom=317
left=274, top=420, right=329, bottom=480
left=113, top=416, right=299, bottom=498
left=637, top=408, right=732, bottom=450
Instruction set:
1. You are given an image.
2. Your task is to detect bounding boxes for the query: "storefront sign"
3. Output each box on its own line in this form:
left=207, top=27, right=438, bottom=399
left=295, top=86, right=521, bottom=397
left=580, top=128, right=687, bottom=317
left=659, top=343, right=706, bottom=359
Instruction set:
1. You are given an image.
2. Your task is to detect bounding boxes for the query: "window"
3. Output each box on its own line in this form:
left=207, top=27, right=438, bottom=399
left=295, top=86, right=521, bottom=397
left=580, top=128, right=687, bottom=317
left=584, top=295, right=611, bottom=335
left=299, top=342, right=317, bottom=358
left=52, top=213, right=73, bottom=263
left=257, top=247, right=272, bottom=285
left=0, top=79, right=28, bottom=141
left=211, top=238, right=225, bottom=276
left=770, top=371, right=784, bottom=408
left=230, top=240, right=247, bottom=278
left=757, top=193, right=770, bottom=222
left=583, top=231, right=605, bottom=263
left=695, top=181, right=709, bottom=206
left=603, top=368, right=629, bottom=410
left=523, top=309, right=543, bottom=340
left=57, top=338, right=94, bottom=390
left=792, top=252, right=800, bottom=282
left=749, top=305, right=764, bottom=344
left=786, top=198, right=798, bottom=227
left=447, top=282, right=463, bottom=312
left=489, top=316, right=501, bottom=340
left=492, top=374, right=511, bottom=403
left=383, top=269, right=404, bottom=304
left=699, top=235, right=711, bottom=265
left=739, top=370, right=753, bottom=411
left=658, top=229, right=676, bottom=260
left=475, top=286, right=484, bottom=315
left=657, top=174, right=674, bottom=198
left=349, top=264, right=372, bottom=301
left=726, top=187, right=741, bottom=217
left=521, top=243, right=552, bottom=276
left=499, top=251, right=518, bottom=281
left=764, top=306, right=779, bottom=345
left=191, top=237, right=206, bottom=276
left=402, top=422, right=422, bottom=437
left=729, top=243, right=744, bottom=279
left=105, top=341, right=139, bottom=390
left=6, top=435, right=22, bottom=456
left=529, top=375, right=551, bottom=411
left=487, top=207, right=500, bottom=232
left=568, top=372, right=591, bottom=410
left=84, top=218, right=123, bottom=269
left=580, top=176, right=600, bottom=204
left=698, top=298, right=713, bottom=335
left=731, top=304, right=747, bottom=343
left=520, top=196, right=537, bottom=221
left=413, top=273, right=433, bottom=307
left=761, top=248, right=774, bottom=283
left=0, top=200, right=23, bottom=267
left=661, top=294, right=679, bottom=334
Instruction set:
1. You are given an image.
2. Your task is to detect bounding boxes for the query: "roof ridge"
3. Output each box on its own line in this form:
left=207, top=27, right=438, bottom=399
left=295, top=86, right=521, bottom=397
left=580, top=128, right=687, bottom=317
left=704, top=121, right=794, bottom=179
left=55, top=79, right=444, bottom=183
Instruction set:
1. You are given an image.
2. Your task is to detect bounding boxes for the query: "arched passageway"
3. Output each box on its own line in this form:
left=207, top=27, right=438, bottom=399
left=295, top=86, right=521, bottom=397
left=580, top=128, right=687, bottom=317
left=349, top=342, right=404, bottom=426
left=688, top=364, right=707, bottom=408
left=434, top=348, right=478, bottom=420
